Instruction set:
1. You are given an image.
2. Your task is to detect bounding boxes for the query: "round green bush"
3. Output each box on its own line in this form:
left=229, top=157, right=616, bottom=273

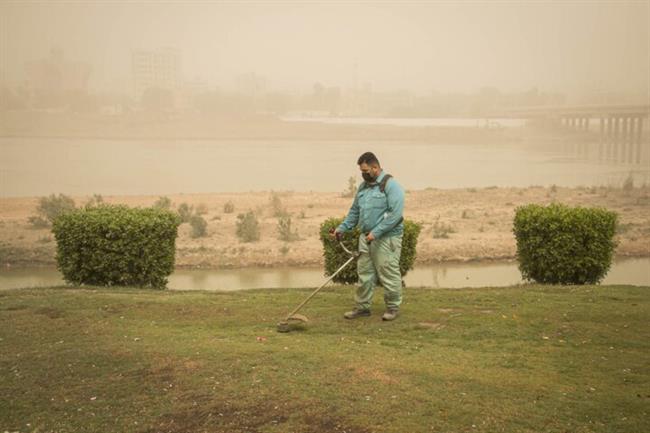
left=513, top=203, right=618, bottom=285
left=52, top=205, right=181, bottom=289
left=319, top=217, right=422, bottom=284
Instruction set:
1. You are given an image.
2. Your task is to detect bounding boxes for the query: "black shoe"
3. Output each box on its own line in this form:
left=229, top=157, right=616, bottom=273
left=343, top=308, right=371, bottom=319
left=382, top=309, right=399, bottom=321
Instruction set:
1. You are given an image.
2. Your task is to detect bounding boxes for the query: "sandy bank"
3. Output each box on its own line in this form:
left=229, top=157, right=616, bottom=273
left=1, top=186, right=648, bottom=269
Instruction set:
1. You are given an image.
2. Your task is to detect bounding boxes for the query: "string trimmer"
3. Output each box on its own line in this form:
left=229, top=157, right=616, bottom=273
left=277, top=240, right=358, bottom=333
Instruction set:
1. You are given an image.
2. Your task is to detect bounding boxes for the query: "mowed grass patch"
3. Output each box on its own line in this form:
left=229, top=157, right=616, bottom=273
left=1, top=284, right=648, bottom=433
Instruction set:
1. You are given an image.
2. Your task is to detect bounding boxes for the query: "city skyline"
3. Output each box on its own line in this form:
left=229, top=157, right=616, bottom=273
left=1, top=2, right=648, bottom=99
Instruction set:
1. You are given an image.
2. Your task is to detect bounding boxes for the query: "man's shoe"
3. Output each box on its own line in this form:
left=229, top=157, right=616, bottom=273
left=382, top=309, right=399, bottom=321
left=343, top=308, right=371, bottom=319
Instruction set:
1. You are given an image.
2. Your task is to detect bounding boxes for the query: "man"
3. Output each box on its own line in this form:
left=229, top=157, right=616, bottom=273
left=330, top=152, right=405, bottom=321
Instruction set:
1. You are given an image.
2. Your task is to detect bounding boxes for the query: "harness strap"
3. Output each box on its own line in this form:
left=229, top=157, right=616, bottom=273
left=360, top=173, right=393, bottom=192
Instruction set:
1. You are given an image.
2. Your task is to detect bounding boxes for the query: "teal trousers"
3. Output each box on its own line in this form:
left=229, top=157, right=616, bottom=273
left=355, top=233, right=403, bottom=310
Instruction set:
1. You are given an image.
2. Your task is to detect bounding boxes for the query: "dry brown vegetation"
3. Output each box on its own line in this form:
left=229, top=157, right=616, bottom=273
left=1, top=185, right=648, bottom=269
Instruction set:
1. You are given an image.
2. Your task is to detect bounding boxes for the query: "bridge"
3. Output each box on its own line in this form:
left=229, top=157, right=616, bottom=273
left=499, top=104, right=650, bottom=165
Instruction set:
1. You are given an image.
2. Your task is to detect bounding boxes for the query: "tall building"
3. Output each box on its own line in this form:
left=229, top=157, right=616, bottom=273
left=25, top=48, right=91, bottom=95
left=131, top=47, right=181, bottom=103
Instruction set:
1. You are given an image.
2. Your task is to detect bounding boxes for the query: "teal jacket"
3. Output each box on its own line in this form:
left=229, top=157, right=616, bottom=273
left=337, top=171, right=405, bottom=239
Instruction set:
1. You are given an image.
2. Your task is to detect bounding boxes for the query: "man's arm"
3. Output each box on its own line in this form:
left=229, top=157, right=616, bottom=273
left=336, top=192, right=361, bottom=233
left=370, top=180, right=404, bottom=239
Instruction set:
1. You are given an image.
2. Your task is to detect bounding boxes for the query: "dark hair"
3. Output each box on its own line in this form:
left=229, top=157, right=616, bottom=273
left=357, top=152, right=380, bottom=166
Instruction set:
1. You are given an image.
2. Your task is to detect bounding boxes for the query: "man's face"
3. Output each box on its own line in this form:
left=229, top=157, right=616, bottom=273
left=359, top=162, right=381, bottom=182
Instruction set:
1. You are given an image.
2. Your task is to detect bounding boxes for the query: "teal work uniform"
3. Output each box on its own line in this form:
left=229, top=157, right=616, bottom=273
left=337, top=171, right=405, bottom=310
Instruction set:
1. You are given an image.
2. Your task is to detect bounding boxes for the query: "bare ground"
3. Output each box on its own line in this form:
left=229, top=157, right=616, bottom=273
left=1, top=185, right=648, bottom=269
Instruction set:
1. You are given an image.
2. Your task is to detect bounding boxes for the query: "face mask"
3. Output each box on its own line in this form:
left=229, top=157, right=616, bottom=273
left=362, top=172, right=375, bottom=183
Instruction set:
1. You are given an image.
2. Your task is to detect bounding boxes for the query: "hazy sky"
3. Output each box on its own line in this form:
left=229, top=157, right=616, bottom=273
left=1, top=1, right=648, bottom=96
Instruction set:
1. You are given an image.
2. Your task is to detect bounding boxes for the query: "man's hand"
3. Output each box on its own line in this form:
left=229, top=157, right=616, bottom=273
left=329, top=228, right=343, bottom=241
left=366, top=232, right=375, bottom=243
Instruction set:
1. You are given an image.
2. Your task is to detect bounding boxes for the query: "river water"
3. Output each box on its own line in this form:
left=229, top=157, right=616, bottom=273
left=1, top=135, right=648, bottom=198
left=2, top=126, right=648, bottom=290
left=1, top=258, right=648, bottom=291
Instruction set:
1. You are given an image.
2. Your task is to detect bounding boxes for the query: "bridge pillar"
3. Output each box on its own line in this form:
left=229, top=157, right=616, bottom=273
left=624, top=117, right=632, bottom=164
left=599, top=117, right=605, bottom=160
left=636, top=116, right=644, bottom=164
left=603, top=117, right=612, bottom=160
left=614, top=117, right=623, bottom=162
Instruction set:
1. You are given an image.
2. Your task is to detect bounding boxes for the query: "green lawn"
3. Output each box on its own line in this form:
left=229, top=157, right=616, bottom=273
left=1, top=284, right=648, bottom=433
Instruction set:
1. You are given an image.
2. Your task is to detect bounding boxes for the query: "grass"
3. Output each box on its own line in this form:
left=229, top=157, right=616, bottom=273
left=1, top=284, right=648, bottom=433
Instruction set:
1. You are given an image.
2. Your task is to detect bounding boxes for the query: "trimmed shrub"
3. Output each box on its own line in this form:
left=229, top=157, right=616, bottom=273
left=52, top=205, right=181, bottom=289
left=513, top=203, right=618, bottom=285
left=236, top=211, right=260, bottom=242
left=319, top=217, right=422, bottom=284
left=189, top=214, right=208, bottom=238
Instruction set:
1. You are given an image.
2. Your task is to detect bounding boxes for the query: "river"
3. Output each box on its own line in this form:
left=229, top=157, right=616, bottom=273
left=1, top=136, right=648, bottom=198
left=1, top=258, right=648, bottom=291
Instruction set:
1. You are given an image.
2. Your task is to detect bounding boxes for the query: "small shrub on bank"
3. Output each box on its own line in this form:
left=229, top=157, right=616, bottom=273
left=84, top=194, right=104, bottom=209
left=622, top=173, right=634, bottom=192
left=153, top=196, right=172, bottom=210
left=223, top=201, right=235, bottom=214
left=513, top=203, right=618, bottom=285
left=52, top=205, right=181, bottom=289
left=31, top=194, right=76, bottom=227
left=189, top=214, right=208, bottom=238
left=319, top=218, right=422, bottom=284
left=195, top=203, right=208, bottom=215
left=236, top=211, right=260, bottom=242
left=431, top=218, right=456, bottom=239
left=342, top=176, right=357, bottom=198
left=177, top=203, right=194, bottom=223
left=28, top=216, right=50, bottom=229
left=277, top=215, right=300, bottom=242
left=270, top=192, right=288, bottom=217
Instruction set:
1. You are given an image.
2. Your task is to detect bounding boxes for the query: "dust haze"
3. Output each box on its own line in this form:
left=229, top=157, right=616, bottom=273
left=1, top=1, right=649, bottom=281
left=0, top=2, right=649, bottom=197
left=2, top=2, right=648, bottom=95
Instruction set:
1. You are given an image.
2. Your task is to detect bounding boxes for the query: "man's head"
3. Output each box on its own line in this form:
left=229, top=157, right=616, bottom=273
left=357, top=152, right=381, bottom=183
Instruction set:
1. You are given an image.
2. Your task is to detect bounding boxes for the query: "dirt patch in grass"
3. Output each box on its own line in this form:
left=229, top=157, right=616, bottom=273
left=354, top=366, right=399, bottom=385
left=416, top=321, right=445, bottom=331
left=33, top=306, right=65, bottom=319
left=139, top=397, right=372, bottom=433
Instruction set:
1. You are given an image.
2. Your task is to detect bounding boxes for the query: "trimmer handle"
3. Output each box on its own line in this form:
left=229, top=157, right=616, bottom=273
left=339, top=240, right=359, bottom=258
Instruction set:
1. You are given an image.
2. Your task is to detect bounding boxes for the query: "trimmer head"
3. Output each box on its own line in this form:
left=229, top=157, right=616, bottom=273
left=276, top=314, right=309, bottom=333
left=276, top=321, right=291, bottom=333
left=276, top=241, right=357, bottom=333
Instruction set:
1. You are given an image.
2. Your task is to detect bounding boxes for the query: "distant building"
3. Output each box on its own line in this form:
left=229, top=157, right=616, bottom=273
left=235, top=72, right=267, bottom=97
left=24, top=48, right=91, bottom=98
left=131, top=47, right=181, bottom=104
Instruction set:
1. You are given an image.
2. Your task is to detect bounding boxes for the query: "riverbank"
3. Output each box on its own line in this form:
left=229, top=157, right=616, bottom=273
left=1, top=284, right=648, bottom=432
left=0, top=111, right=526, bottom=143
left=1, top=185, right=648, bottom=269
